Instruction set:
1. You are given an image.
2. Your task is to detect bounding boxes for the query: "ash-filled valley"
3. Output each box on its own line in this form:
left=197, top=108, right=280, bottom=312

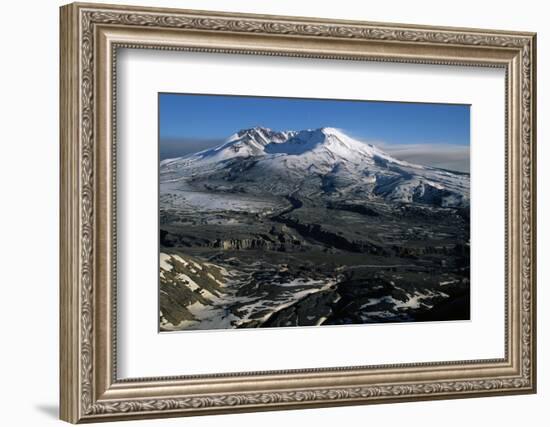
left=159, top=127, right=470, bottom=331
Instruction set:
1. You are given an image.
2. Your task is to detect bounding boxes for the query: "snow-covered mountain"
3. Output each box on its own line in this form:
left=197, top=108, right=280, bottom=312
left=160, top=127, right=469, bottom=208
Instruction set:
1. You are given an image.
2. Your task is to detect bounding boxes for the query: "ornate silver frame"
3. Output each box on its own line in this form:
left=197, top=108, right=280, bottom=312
left=60, top=2, right=537, bottom=423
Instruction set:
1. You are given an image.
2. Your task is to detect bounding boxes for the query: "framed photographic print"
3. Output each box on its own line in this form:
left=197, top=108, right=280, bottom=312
left=158, top=94, right=472, bottom=331
left=60, top=2, right=537, bottom=423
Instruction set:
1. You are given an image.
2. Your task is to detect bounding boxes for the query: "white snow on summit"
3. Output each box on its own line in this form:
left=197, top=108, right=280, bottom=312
left=160, top=127, right=469, bottom=208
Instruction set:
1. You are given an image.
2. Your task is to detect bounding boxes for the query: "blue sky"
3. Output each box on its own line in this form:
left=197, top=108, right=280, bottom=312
left=159, top=93, right=471, bottom=172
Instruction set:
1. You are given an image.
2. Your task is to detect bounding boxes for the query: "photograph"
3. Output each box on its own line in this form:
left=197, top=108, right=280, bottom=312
left=158, top=94, right=471, bottom=331
left=56, top=3, right=536, bottom=422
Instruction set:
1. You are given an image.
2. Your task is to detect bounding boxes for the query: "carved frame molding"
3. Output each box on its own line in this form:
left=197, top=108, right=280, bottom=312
left=60, top=2, right=536, bottom=423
